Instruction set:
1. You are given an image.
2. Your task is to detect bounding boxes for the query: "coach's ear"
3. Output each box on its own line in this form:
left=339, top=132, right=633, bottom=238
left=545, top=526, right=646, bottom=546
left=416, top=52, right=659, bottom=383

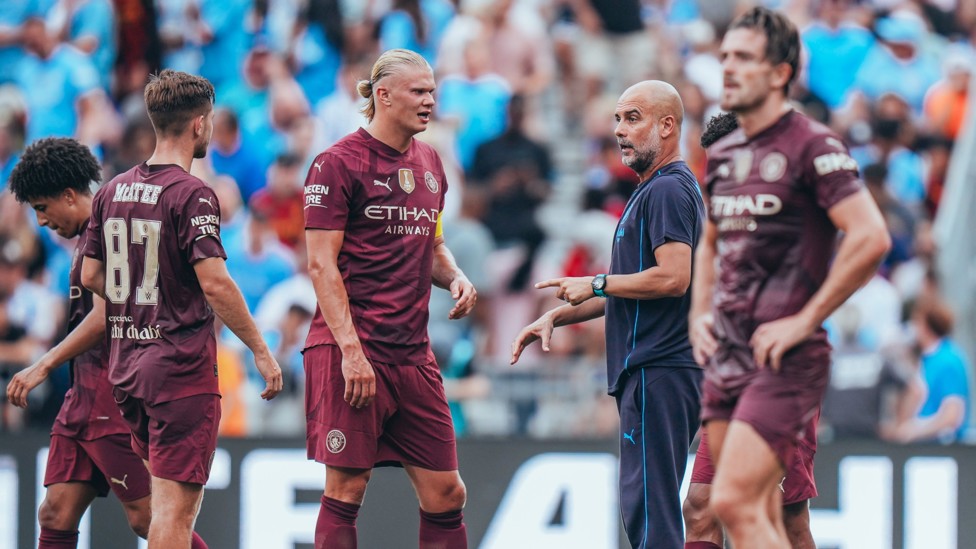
left=659, top=114, right=678, bottom=139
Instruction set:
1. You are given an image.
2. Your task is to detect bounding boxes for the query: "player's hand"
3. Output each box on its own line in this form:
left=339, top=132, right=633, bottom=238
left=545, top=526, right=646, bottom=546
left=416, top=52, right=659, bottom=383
left=536, top=277, right=594, bottom=306
left=341, top=349, right=376, bottom=408
left=254, top=352, right=284, bottom=400
left=6, top=362, right=50, bottom=408
left=448, top=275, right=477, bottom=320
left=689, top=313, right=718, bottom=366
left=511, top=312, right=555, bottom=365
left=750, top=313, right=816, bottom=372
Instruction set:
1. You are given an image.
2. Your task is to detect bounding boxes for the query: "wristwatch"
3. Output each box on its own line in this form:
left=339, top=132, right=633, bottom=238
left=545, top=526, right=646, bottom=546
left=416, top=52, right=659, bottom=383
left=591, top=274, right=608, bottom=298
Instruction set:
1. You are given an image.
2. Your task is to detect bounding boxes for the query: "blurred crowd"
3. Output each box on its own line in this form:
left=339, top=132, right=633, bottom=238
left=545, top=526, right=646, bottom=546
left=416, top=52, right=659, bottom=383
left=0, top=0, right=973, bottom=442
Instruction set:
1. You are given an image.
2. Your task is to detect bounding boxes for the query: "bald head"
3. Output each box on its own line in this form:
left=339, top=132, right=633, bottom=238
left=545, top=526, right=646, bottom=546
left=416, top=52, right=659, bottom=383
left=619, top=80, right=684, bottom=128
left=614, top=80, right=685, bottom=179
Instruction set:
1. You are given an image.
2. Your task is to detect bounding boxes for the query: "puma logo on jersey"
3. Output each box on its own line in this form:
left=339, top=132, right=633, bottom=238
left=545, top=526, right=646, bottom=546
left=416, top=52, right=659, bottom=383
left=374, top=178, right=392, bottom=192
left=314, top=160, right=325, bottom=173
left=198, top=197, right=216, bottom=210
left=110, top=474, right=128, bottom=490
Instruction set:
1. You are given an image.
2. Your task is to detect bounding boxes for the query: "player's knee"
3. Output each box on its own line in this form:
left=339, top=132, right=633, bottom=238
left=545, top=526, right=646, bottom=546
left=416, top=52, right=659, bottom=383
left=38, top=497, right=73, bottom=530
left=426, top=477, right=466, bottom=512
left=709, top=484, right=751, bottom=526
left=682, top=486, right=714, bottom=534
left=123, top=504, right=151, bottom=538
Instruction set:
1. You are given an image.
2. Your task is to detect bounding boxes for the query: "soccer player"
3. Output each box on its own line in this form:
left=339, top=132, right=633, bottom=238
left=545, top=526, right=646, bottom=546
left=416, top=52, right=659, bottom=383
left=682, top=112, right=818, bottom=549
left=694, top=7, right=890, bottom=547
left=5, top=138, right=145, bottom=548
left=302, top=49, right=477, bottom=549
left=512, top=80, right=705, bottom=549
left=81, top=70, right=283, bottom=548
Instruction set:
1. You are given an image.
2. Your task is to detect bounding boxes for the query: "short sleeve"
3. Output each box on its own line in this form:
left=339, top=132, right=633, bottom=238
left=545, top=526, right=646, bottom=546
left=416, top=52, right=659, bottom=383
left=82, top=186, right=106, bottom=261
left=304, top=153, right=353, bottom=230
left=802, top=133, right=863, bottom=211
left=644, top=177, right=700, bottom=251
left=176, top=185, right=226, bottom=263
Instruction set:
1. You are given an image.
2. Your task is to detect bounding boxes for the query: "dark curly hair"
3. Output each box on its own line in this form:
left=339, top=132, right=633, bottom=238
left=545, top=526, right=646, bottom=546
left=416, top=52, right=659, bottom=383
left=700, top=112, right=739, bottom=148
left=8, top=137, right=101, bottom=203
left=144, top=69, right=215, bottom=136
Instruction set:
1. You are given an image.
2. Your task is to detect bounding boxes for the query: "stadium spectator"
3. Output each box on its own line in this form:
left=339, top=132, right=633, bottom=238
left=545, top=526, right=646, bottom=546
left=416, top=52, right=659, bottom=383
left=197, top=0, right=253, bottom=91
left=15, top=17, right=103, bottom=144
left=249, top=152, right=308, bottom=250
left=314, top=56, right=370, bottom=151
left=801, top=0, right=874, bottom=109
left=46, top=0, right=117, bottom=90
left=436, top=32, right=511, bottom=171
left=379, top=0, right=454, bottom=67
left=289, top=0, right=344, bottom=107
left=693, top=8, right=889, bottom=547
left=0, top=2, right=32, bottom=85
left=222, top=200, right=296, bottom=314
left=81, top=69, right=282, bottom=547
left=157, top=0, right=207, bottom=75
left=893, top=297, right=972, bottom=443
left=209, top=107, right=266, bottom=203
left=847, top=10, right=941, bottom=114
left=513, top=80, right=704, bottom=549
left=822, top=304, right=914, bottom=440
left=923, top=44, right=973, bottom=140
left=302, top=49, right=476, bottom=549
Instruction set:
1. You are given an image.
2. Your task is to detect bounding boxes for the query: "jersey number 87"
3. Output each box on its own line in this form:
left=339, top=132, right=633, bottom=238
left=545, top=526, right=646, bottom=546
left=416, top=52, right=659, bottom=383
left=104, top=218, right=161, bottom=305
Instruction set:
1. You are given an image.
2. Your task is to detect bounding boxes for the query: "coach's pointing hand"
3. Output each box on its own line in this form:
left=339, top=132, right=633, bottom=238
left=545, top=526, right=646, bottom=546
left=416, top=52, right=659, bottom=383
left=536, top=276, right=595, bottom=306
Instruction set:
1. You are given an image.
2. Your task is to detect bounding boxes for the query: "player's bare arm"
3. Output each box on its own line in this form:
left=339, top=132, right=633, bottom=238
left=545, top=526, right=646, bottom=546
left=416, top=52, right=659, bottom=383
left=690, top=220, right=719, bottom=366
left=7, top=295, right=106, bottom=408
left=431, top=235, right=476, bottom=320
left=536, top=241, right=692, bottom=306
left=193, top=257, right=283, bottom=400
left=510, top=299, right=605, bottom=364
left=751, top=189, right=891, bottom=370
left=306, top=228, right=375, bottom=408
left=80, top=256, right=106, bottom=299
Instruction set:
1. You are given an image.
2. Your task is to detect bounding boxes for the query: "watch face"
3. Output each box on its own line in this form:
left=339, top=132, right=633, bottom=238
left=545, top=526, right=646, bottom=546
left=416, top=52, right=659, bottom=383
left=593, top=276, right=606, bottom=290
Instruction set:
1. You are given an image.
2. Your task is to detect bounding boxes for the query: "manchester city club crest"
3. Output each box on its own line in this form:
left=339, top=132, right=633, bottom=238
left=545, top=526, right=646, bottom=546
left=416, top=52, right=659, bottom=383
left=398, top=168, right=416, bottom=193
left=760, top=152, right=788, bottom=182
left=733, top=149, right=753, bottom=183
left=424, top=171, right=439, bottom=193
left=326, top=429, right=346, bottom=453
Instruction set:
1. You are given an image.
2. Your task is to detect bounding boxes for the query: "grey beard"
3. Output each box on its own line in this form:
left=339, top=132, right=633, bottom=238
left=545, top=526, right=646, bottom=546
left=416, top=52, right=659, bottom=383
left=625, top=148, right=657, bottom=177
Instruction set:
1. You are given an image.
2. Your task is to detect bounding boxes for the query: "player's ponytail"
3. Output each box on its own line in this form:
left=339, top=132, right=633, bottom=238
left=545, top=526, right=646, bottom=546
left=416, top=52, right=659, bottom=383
left=359, top=49, right=430, bottom=122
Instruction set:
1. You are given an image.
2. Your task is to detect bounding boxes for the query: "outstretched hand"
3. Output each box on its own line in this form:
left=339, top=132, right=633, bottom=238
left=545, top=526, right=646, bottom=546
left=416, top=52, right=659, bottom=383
left=511, top=312, right=555, bottom=365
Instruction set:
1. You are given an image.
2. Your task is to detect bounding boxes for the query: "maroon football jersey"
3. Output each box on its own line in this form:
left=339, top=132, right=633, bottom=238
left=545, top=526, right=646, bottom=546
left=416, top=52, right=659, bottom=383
left=51, top=221, right=130, bottom=440
left=303, top=128, right=447, bottom=366
left=83, top=163, right=226, bottom=406
left=704, top=110, right=863, bottom=379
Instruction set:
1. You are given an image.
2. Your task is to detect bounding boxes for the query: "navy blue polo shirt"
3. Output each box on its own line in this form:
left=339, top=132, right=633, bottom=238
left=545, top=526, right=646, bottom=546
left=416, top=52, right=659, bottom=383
left=605, top=161, right=705, bottom=395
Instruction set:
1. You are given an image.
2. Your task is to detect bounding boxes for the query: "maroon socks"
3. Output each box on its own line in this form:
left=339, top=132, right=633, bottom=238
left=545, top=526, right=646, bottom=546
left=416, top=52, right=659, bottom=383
left=315, top=495, right=360, bottom=549
left=38, top=527, right=78, bottom=548
left=419, top=508, right=467, bottom=549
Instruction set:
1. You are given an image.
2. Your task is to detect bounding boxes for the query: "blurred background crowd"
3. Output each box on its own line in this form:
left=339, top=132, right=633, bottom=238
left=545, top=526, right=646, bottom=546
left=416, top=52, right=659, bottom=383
left=0, top=0, right=973, bottom=444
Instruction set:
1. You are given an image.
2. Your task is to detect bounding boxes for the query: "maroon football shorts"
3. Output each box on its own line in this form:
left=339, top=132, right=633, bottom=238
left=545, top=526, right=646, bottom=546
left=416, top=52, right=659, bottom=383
left=304, top=344, right=458, bottom=472
left=113, top=389, right=221, bottom=485
left=44, top=433, right=152, bottom=502
left=691, top=409, right=819, bottom=505
left=701, top=341, right=829, bottom=469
